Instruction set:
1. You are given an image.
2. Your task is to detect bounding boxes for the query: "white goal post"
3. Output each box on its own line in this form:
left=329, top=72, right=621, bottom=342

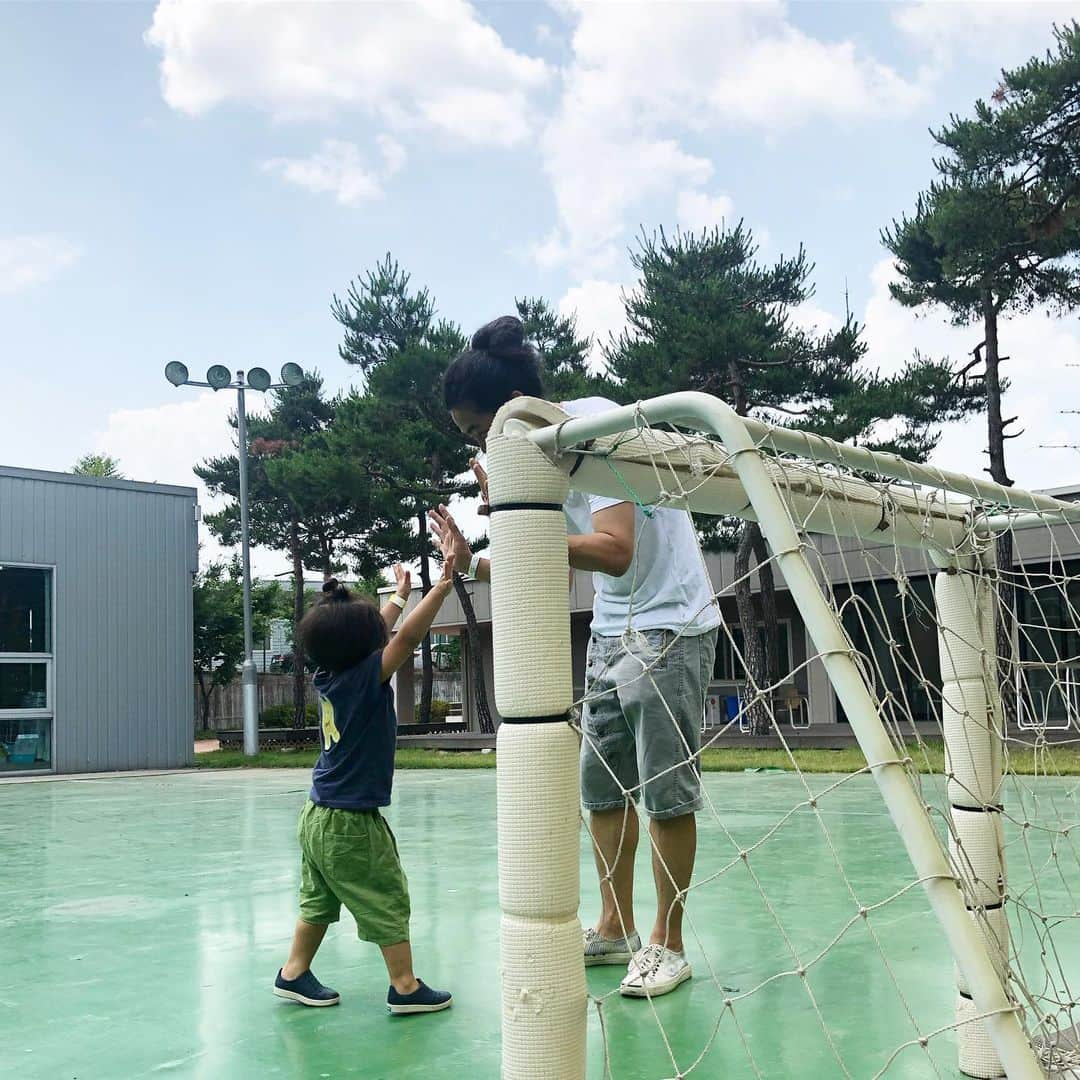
left=486, top=391, right=1080, bottom=1080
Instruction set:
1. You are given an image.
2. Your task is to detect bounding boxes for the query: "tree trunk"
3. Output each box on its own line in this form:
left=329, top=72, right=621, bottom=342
left=454, top=574, right=494, bottom=733
left=751, top=527, right=779, bottom=689
left=416, top=507, right=434, bottom=725
left=982, top=293, right=1011, bottom=489
left=982, top=293, right=1017, bottom=728
left=290, top=518, right=307, bottom=728
left=195, top=670, right=211, bottom=734
left=734, top=523, right=770, bottom=735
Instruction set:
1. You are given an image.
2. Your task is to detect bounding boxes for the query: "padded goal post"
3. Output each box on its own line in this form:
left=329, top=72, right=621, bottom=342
left=486, top=391, right=1080, bottom=1079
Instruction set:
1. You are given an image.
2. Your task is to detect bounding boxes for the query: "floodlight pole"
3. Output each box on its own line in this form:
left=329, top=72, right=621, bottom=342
left=235, top=372, right=259, bottom=758
left=166, top=361, right=305, bottom=759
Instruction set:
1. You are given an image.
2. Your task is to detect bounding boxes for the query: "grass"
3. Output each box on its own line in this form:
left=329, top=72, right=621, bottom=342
left=192, top=742, right=1080, bottom=775
left=193, top=747, right=496, bottom=770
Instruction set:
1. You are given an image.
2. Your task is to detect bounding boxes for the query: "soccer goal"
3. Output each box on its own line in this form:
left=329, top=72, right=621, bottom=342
left=486, top=391, right=1080, bottom=1079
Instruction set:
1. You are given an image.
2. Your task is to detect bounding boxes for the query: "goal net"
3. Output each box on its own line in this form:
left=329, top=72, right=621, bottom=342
left=485, top=392, right=1080, bottom=1080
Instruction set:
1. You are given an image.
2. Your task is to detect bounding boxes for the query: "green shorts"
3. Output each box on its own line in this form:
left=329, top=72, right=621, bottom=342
left=296, top=800, right=411, bottom=945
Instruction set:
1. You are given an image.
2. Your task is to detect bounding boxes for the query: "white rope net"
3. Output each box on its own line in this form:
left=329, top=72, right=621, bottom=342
left=490, top=398, right=1080, bottom=1080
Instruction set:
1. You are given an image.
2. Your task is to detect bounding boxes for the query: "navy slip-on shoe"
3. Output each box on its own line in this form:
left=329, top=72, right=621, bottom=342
left=273, top=968, right=341, bottom=1007
left=387, top=980, right=453, bottom=1015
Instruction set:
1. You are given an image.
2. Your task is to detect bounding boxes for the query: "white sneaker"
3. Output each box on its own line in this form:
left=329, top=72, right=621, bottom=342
left=619, top=943, right=692, bottom=997
left=583, top=927, right=642, bottom=967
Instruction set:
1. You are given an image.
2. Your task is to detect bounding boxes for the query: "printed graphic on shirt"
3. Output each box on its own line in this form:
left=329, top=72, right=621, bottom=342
left=320, top=697, right=341, bottom=751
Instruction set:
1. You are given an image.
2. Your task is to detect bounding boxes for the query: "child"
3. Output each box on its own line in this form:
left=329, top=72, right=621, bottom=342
left=273, top=545, right=456, bottom=1015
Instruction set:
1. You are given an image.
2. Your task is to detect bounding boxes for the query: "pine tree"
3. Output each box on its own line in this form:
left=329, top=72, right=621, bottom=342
left=331, top=257, right=492, bottom=728
left=515, top=296, right=611, bottom=401
left=609, top=225, right=983, bottom=733
left=883, top=20, right=1080, bottom=720
left=196, top=375, right=376, bottom=726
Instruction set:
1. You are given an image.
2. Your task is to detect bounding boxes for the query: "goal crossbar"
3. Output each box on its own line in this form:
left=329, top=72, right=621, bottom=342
left=519, top=391, right=1080, bottom=545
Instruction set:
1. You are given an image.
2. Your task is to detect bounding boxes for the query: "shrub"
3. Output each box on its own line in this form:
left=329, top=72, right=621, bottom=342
left=414, top=699, right=451, bottom=723
left=260, top=702, right=319, bottom=728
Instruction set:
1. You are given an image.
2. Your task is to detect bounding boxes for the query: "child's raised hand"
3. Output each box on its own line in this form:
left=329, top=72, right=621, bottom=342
left=393, top=563, right=412, bottom=601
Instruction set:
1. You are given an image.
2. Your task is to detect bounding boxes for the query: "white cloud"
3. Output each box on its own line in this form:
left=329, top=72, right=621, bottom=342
left=538, top=2, right=925, bottom=275
left=558, top=279, right=630, bottom=366
left=262, top=139, right=388, bottom=206
left=894, top=2, right=1074, bottom=62
left=0, top=235, right=82, bottom=293
left=145, top=0, right=550, bottom=145
left=675, top=191, right=735, bottom=235
left=708, top=31, right=925, bottom=126
left=376, top=134, right=407, bottom=179
left=535, top=133, right=712, bottom=274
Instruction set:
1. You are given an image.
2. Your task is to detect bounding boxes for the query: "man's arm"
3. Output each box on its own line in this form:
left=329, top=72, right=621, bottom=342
left=568, top=502, right=634, bottom=576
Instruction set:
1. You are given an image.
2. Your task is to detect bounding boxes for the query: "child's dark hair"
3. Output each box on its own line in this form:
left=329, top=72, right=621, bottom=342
left=298, top=579, right=388, bottom=674
left=443, top=315, right=546, bottom=413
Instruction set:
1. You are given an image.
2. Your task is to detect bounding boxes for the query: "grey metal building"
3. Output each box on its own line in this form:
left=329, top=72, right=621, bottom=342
left=0, top=466, right=199, bottom=775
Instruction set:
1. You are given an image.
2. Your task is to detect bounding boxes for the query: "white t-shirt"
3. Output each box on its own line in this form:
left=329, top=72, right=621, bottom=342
left=560, top=397, right=720, bottom=639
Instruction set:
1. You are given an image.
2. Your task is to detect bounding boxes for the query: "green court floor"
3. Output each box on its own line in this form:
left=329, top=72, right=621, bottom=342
left=3, top=769, right=1077, bottom=1079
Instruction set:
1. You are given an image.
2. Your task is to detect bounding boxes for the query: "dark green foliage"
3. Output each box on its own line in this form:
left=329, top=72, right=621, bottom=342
left=260, top=702, right=319, bottom=728
left=515, top=296, right=612, bottom=401
left=195, top=375, right=383, bottom=726
left=882, top=21, right=1080, bottom=486
left=331, top=256, right=478, bottom=724
left=883, top=23, right=1080, bottom=722
left=72, top=453, right=123, bottom=478
left=192, top=559, right=279, bottom=730
left=414, top=699, right=452, bottom=723
left=195, top=374, right=381, bottom=577
left=607, top=224, right=984, bottom=540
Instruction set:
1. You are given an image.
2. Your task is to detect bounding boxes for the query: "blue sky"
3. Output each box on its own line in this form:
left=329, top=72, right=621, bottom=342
left=3, top=1, right=1079, bottom=575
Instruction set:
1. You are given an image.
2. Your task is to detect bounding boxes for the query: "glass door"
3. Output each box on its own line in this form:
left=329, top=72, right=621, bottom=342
left=0, top=565, right=53, bottom=771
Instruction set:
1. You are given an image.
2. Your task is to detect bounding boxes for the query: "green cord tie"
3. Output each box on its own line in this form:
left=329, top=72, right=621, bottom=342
left=604, top=457, right=655, bottom=519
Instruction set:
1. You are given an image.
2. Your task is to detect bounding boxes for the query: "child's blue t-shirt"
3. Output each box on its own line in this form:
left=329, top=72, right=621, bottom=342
left=309, top=651, right=396, bottom=810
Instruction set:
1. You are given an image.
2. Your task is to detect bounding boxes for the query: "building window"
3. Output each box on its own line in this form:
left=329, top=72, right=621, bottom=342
left=0, top=566, right=53, bottom=772
left=714, top=623, right=792, bottom=683
left=1016, top=559, right=1080, bottom=728
left=0, top=661, right=48, bottom=709
left=837, top=577, right=939, bottom=726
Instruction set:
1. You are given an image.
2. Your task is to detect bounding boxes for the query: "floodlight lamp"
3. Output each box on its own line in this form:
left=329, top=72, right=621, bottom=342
left=247, top=367, right=272, bottom=392
left=206, top=365, right=232, bottom=390
left=279, top=363, right=304, bottom=387
left=164, top=361, right=189, bottom=387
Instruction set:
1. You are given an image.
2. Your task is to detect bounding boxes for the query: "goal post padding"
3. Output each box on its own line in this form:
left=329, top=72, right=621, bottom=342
left=486, top=420, right=586, bottom=1080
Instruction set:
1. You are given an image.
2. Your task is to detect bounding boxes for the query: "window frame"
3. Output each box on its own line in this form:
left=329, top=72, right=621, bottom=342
left=713, top=619, right=794, bottom=684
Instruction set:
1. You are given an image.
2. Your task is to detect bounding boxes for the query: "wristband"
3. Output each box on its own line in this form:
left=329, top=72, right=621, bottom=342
left=468, top=552, right=483, bottom=579
left=389, top=593, right=407, bottom=610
